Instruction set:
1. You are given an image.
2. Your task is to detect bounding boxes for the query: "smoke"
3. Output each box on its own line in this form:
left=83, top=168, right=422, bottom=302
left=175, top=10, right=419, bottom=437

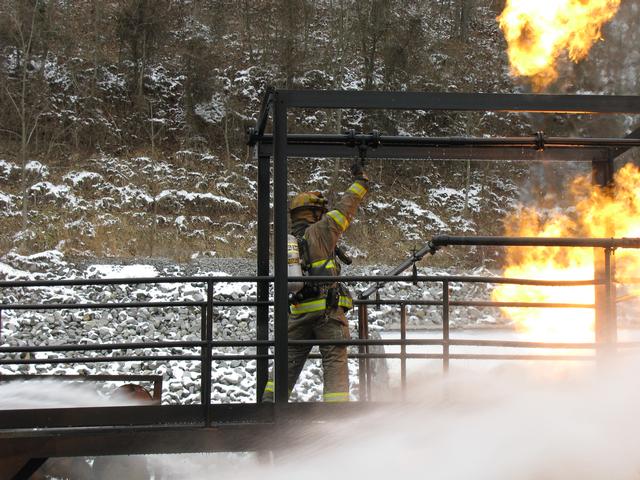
left=220, top=358, right=640, bottom=480
left=5, top=361, right=640, bottom=479
left=0, top=379, right=142, bottom=409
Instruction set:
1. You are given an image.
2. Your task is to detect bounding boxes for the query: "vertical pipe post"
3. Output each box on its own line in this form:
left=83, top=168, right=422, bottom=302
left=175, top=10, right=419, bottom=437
left=400, top=302, right=407, bottom=399
left=273, top=91, right=289, bottom=406
left=200, top=305, right=207, bottom=406
left=256, top=153, right=271, bottom=402
left=204, top=281, right=214, bottom=425
left=357, top=303, right=367, bottom=401
left=442, top=281, right=450, bottom=373
left=153, top=377, right=162, bottom=403
left=364, top=301, right=371, bottom=399
left=604, top=247, right=617, bottom=347
left=592, top=156, right=616, bottom=359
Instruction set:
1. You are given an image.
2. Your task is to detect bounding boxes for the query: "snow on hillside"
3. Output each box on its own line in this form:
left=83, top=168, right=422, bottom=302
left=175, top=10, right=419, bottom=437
left=0, top=150, right=525, bottom=262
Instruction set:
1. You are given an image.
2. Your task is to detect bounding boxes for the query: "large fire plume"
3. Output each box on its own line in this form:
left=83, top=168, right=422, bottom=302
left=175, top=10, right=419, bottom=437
left=492, top=163, right=640, bottom=342
left=498, top=0, right=621, bottom=90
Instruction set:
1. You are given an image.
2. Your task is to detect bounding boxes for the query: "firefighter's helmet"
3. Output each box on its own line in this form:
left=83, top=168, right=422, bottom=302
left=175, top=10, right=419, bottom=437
left=289, top=191, right=328, bottom=214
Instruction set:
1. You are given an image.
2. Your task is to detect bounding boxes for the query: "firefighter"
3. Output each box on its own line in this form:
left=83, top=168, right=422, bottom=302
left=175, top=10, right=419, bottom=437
left=264, top=162, right=369, bottom=402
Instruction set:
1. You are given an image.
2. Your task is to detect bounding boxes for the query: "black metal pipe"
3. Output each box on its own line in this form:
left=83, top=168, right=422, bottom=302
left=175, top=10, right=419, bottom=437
left=0, top=298, right=596, bottom=311
left=256, top=153, right=271, bottom=403
left=287, top=274, right=600, bottom=285
left=259, top=133, right=640, bottom=149
left=354, top=299, right=594, bottom=307
left=0, top=275, right=273, bottom=288
left=0, top=355, right=202, bottom=365
left=204, top=280, right=214, bottom=425
left=200, top=306, right=207, bottom=405
left=400, top=303, right=407, bottom=397
left=2, top=301, right=205, bottom=310
left=287, top=338, right=597, bottom=348
left=431, top=235, right=640, bottom=249
left=443, top=281, right=450, bottom=373
left=1, top=300, right=271, bottom=311
left=0, top=353, right=274, bottom=366
left=281, top=90, right=640, bottom=114
left=0, top=274, right=604, bottom=292
left=357, top=303, right=367, bottom=401
left=273, top=90, right=289, bottom=406
left=1, top=337, right=600, bottom=351
left=360, top=243, right=435, bottom=299
left=0, top=340, right=274, bottom=354
left=0, top=374, right=163, bottom=382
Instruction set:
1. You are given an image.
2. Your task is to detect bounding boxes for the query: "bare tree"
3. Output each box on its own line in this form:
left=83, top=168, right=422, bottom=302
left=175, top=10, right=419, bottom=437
left=1, top=0, right=50, bottom=247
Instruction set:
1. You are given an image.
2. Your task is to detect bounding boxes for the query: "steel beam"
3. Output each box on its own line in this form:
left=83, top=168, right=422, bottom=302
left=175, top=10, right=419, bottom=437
left=430, top=235, right=640, bottom=249
left=259, top=133, right=640, bottom=148
left=256, top=154, right=271, bottom=402
left=0, top=403, right=368, bottom=459
left=281, top=90, right=640, bottom=114
left=11, top=458, right=47, bottom=480
left=260, top=143, right=609, bottom=162
left=272, top=91, right=289, bottom=405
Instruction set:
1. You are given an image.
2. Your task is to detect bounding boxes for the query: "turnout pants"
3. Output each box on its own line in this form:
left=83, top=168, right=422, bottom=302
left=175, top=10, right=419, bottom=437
left=263, top=307, right=350, bottom=402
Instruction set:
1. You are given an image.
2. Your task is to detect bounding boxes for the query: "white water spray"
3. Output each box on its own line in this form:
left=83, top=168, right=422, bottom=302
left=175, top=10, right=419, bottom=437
left=5, top=359, right=640, bottom=479
left=222, top=358, right=640, bottom=480
left=0, top=379, right=148, bottom=409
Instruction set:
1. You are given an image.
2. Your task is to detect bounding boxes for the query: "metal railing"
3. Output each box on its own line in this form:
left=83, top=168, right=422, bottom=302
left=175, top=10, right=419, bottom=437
left=1, top=236, right=639, bottom=425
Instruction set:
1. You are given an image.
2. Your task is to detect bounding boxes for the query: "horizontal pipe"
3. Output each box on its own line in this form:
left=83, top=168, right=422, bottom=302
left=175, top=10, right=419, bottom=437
left=4, top=301, right=205, bottom=310
left=280, top=90, right=640, bottom=113
left=0, top=276, right=274, bottom=288
left=0, top=340, right=276, bottom=353
left=0, top=274, right=602, bottom=292
left=0, top=340, right=206, bottom=353
left=0, top=298, right=601, bottom=312
left=289, top=338, right=598, bottom=348
left=0, top=352, right=600, bottom=365
left=0, top=354, right=274, bottom=366
left=0, top=374, right=162, bottom=382
left=259, top=133, right=640, bottom=149
left=0, top=355, right=202, bottom=365
left=0, top=338, right=604, bottom=360
left=258, top=143, right=608, bottom=162
left=284, top=275, right=600, bottom=285
left=431, top=235, right=640, bottom=249
left=305, top=353, right=596, bottom=361
left=1, top=300, right=271, bottom=311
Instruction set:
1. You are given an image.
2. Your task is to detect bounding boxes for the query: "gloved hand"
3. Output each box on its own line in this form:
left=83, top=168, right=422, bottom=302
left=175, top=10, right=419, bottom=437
left=350, top=161, right=368, bottom=181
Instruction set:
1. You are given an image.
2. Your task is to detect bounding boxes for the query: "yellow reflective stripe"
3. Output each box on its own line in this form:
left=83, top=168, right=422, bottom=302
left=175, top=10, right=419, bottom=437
left=327, top=210, right=349, bottom=231
left=264, top=381, right=293, bottom=396
left=290, top=298, right=327, bottom=315
left=323, top=392, right=349, bottom=402
left=348, top=181, right=367, bottom=199
left=310, top=258, right=337, bottom=269
left=338, top=295, right=352, bottom=309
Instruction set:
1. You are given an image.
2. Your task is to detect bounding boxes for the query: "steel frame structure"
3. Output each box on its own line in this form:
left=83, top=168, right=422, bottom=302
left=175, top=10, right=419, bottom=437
left=257, top=89, right=640, bottom=403
left=1, top=90, right=640, bottom=476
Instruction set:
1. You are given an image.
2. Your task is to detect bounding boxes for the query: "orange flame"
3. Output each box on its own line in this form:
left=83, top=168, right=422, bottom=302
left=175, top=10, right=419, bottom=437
left=498, top=0, right=621, bottom=90
left=492, top=163, right=640, bottom=342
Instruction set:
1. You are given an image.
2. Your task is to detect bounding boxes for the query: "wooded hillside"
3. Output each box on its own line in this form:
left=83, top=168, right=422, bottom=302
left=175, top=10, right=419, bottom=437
left=1, top=0, right=638, bottom=261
